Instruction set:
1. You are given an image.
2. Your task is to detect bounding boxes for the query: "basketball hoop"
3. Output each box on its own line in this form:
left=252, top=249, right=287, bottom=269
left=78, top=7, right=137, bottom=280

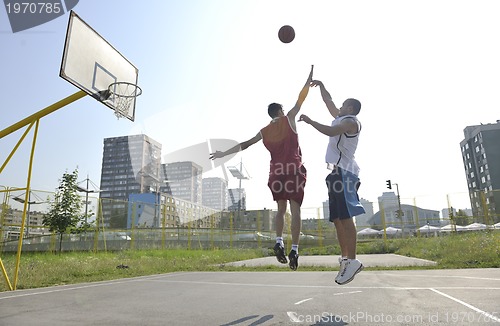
left=107, top=82, right=142, bottom=119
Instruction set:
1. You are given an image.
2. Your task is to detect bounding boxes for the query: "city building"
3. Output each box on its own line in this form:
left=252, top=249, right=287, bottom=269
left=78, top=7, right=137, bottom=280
left=99, top=134, right=162, bottom=228
left=460, top=121, right=500, bottom=223
left=322, top=200, right=329, bottom=220
left=202, top=177, right=228, bottom=211
left=220, top=209, right=274, bottom=232
left=354, top=198, right=374, bottom=228
left=370, top=192, right=440, bottom=230
left=127, top=192, right=218, bottom=229
left=228, top=188, right=246, bottom=212
left=161, top=161, right=202, bottom=205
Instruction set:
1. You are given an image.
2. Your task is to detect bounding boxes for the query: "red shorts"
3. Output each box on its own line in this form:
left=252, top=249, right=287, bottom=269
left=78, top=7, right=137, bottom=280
left=267, top=164, right=307, bottom=206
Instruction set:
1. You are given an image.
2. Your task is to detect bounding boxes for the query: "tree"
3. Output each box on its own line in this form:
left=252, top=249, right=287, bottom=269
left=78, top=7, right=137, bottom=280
left=43, top=169, right=85, bottom=253
left=454, top=209, right=470, bottom=226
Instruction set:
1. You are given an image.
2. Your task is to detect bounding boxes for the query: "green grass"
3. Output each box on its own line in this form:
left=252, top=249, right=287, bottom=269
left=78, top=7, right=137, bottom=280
left=1, top=231, right=499, bottom=291
left=302, top=231, right=500, bottom=269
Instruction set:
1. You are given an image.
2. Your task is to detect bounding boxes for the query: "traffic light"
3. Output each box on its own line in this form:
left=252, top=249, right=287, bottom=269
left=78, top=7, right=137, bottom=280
left=386, top=180, right=392, bottom=189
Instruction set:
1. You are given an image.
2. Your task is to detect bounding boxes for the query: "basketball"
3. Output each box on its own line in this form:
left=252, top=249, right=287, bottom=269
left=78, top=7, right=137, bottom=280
left=278, top=25, right=295, bottom=43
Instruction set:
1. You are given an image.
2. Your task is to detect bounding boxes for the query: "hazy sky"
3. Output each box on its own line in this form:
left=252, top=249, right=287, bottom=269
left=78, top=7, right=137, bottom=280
left=1, top=0, right=499, bottom=219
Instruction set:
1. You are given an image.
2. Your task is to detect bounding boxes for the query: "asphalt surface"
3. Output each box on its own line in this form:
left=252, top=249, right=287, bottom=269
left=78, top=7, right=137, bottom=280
left=1, top=255, right=499, bottom=326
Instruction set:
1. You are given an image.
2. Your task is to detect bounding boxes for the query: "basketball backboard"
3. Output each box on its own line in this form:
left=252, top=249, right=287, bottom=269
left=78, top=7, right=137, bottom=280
left=60, top=11, right=139, bottom=121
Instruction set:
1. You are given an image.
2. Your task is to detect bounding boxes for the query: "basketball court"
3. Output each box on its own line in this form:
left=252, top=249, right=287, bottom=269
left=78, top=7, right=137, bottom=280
left=0, top=266, right=499, bottom=325
left=1, top=10, right=499, bottom=326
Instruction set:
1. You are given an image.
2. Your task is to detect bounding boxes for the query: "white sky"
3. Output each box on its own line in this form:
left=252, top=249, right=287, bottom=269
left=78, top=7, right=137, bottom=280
left=1, top=0, right=499, bottom=219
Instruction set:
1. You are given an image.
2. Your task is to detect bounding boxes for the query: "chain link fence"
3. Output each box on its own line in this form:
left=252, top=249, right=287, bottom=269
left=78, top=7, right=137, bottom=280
left=1, top=187, right=499, bottom=253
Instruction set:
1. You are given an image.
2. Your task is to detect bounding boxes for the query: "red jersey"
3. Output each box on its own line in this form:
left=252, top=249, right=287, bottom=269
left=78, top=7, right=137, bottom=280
left=260, top=116, right=306, bottom=205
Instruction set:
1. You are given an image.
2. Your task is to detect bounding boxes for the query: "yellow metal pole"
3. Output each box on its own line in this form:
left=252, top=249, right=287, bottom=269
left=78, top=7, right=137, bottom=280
left=0, top=187, right=13, bottom=290
left=0, top=186, right=10, bottom=253
left=0, top=123, right=34, bottom=175
left=413, top=198, right=420, bottom=238
left=94, top=199, right=102, bottom=252
left=161, top=204, right=166, bottom=249
left=130, top=202, right=136, bottom=250
left=317, top=207, right=323, bottom=249
left=209, top=213, right=214, bottom=250
left=0, top=259, right=13, bottom=291
left=446, top=194, right=456, bottom=232
left=229, top=212, right=233, bottom=248
left=379, top=200, right=387, bottom=246
left=480, top=191, right=490, bottom=225
left=0, top=90, right=86, bottom=140
left=13, top=119, right=40, bottom=290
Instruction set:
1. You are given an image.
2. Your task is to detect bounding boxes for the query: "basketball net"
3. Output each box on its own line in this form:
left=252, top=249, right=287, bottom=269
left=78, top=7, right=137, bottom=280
left=108, top=82, right=142, bottom=119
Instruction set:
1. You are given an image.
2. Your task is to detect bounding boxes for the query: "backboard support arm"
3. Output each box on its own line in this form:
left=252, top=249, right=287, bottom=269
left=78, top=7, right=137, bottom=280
left=0, top=90, right=86, bottom=140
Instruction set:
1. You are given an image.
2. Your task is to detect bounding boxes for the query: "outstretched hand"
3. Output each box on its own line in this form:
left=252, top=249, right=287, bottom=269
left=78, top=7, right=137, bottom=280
left=209, top=151, right=224, bottom=160
left=298, top=114, right=312, bottom=124
left=307, top=65, right=314, bottom=83
left=310, top=80, right=323, bottom=87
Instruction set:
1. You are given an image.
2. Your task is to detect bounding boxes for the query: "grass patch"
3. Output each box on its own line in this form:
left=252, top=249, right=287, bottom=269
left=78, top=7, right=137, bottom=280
left=0, top=248, right=264, bottom=291
left=301, top=231, right=500, bottom=269
left=1, top=231, right=499, bottom=291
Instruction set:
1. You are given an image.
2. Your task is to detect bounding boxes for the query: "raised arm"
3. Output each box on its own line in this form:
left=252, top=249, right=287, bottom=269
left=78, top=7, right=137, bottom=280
left=209, top=132, right=262, bottom=160
left=298, top=114, right=358, bottom=137
left=286, top=65, right=314, bottom=121
left=310, top=80, right=339, bottom=118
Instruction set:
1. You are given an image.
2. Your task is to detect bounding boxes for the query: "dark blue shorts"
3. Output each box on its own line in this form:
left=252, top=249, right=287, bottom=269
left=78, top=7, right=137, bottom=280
left=326, top=167, right=365, bottom=221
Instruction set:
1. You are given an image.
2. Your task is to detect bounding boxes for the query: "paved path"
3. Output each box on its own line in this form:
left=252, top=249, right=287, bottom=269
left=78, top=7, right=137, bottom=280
left=226, top=254, right=437, bottom=268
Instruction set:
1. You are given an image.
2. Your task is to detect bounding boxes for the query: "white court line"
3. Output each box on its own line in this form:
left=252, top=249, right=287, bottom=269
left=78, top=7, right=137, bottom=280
left=0, top=272, right=187, bottom=301
left=430, top=288, right=500, bottom=323
left=333, top=290, right=362, bottom=296
left=145, top=279, right=500, bottom=291
left=295, top=298, right=313, bottom=305
left=377, top=273, right=500, bottom=282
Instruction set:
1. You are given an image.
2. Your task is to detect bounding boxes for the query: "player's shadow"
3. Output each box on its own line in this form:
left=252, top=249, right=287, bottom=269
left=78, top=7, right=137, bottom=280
left=312, top=315, right=348, bottom=325
left=220, top=314, right=274, bottom=326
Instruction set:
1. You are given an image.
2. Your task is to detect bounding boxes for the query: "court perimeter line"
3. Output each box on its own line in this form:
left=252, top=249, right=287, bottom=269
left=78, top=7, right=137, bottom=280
left=295, top=298, right=313, bottom=305
left=0, top=272, right=187, bottom=301
left=377, top=272, right=500, bottom=282
left=430, top=288, right=500, bottom=323
left=143, top=279, right=500, bottom=291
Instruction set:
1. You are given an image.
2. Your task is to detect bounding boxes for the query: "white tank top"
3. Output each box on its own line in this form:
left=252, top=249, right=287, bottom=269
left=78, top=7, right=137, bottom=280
left=325, top=115, right=361, bottom=176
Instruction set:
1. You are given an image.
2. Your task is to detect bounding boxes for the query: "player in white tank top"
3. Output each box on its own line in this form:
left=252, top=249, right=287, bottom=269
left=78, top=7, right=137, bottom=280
left=298, top=79, right=364, bottom=285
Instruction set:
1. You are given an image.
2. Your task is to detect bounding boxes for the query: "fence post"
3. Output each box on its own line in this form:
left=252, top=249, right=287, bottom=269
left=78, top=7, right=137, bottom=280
left=257, top=211, right=261, bottom=248
left=480, top=190, right=491, bottom=225
left=229, top=212, right=233, bottom=248
left=130, top=203, right=136, bottom=250
left=161, top=204, right=166, bottom=249
left=379, top=200, right=388, bottom=249
left=317, top=207, right=323, bottom=249
left=413, top=197, right=420, bottom=238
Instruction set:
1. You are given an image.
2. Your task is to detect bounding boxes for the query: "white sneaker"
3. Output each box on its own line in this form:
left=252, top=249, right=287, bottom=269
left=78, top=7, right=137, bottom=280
left=335, top=258, right=347, bottom=283
left=335, top=259, right=363, bottom=285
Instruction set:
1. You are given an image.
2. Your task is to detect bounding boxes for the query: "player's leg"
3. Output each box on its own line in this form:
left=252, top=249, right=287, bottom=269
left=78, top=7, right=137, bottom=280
left=338, top=218, right=357, bottom=259
left=335, top=170, right=365, bottom=285
left=288, top=199, right=302, bottom=270
left=326, top=170, right=346, bottom=273
left=333, top=219, right=348, bottom=258
left=273, top=199, right=288, bottom=264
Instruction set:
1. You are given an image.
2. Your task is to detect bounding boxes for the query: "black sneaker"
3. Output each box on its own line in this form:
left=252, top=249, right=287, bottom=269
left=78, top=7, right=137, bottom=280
left=273, top=243, right=287, bottom=264
left=288, top=250, right=299, bottom=271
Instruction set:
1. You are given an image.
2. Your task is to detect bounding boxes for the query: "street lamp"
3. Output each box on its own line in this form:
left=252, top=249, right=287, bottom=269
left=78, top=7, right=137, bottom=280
left=76, top=175, right=101, bottom=223
left=393, top=182, right=404, bottom=236
left=228, top=159, right=250, bottom=219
